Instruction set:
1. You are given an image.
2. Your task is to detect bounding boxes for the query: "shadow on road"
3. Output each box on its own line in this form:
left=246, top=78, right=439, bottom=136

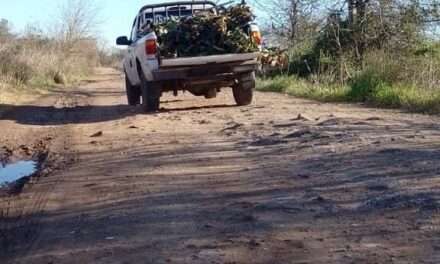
left=161, top=104, right=237, bottom=113
left=0, top=104, right=137, bottom=126
left=0, top=103, right=238, bottom=126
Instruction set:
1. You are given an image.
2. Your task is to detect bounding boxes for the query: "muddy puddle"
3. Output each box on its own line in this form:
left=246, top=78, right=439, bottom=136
left=0, top=160, right=38, bottom=188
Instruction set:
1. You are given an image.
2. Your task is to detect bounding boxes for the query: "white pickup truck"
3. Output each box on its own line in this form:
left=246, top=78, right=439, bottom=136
left=116, top=1, right=261, bottom=112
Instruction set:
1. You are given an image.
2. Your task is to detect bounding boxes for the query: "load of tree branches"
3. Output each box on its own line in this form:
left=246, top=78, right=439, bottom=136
left=153, top=4, right=259, bottom=58
left=259, top=48, right=289, bottom=74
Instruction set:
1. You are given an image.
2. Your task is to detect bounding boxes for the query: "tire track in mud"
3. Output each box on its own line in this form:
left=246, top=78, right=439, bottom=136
left=0, top=90, right=85, bottom=263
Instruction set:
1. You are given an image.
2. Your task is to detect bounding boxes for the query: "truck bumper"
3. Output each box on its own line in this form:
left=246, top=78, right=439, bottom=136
left=152, top=59, right=258, bottom=82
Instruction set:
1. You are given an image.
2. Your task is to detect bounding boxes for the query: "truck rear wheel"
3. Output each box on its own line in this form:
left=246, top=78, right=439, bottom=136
left=125, top=74, right=141, bottom=106
left=233, top=71, right=255, bottom=106
left=139, top=71, right=161, bottom=112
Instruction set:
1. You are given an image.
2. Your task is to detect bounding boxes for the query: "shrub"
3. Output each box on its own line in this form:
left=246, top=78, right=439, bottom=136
left=0, top=45, right=33, bottom=84
left=348, top=69, right=387, bottom=101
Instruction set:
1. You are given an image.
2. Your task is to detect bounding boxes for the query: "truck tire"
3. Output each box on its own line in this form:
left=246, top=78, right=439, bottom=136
left=125, top=74, right=141, bottom=106
left=233, top=71, right=255, bottom=106
left=139, top=70, right=161, bottom=112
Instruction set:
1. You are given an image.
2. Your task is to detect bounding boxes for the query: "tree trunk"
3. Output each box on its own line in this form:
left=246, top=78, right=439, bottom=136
left=347, top=0, right=356, bottom=25
left=288, top=0, right=299, bottom=45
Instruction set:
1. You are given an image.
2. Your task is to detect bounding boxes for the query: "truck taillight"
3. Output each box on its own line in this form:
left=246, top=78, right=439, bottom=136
left=251, top=31, right=262, bottom=46
left=145, top=39, right=157, bottom=59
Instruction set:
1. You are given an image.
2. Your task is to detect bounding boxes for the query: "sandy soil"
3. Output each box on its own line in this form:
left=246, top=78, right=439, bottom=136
left=1, top=68, right=440, bottom=264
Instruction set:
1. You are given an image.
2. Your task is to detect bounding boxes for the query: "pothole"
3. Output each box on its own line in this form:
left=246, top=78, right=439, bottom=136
left=0, top=160, right=38, bottom=187
left=0, top=141, right=50, bottom=196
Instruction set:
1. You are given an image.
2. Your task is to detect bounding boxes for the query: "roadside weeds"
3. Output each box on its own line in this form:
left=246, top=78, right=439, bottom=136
left=256, top=75, right=440, bottom=114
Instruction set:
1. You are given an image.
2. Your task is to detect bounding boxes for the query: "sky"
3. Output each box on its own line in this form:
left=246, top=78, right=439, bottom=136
left=0, top=0, right=161, bottom=47
left=0, top=0, right=248, bottom=48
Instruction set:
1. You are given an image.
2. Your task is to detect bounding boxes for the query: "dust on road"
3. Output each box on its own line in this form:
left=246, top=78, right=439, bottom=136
left=1, top=68, right=440, bottom=263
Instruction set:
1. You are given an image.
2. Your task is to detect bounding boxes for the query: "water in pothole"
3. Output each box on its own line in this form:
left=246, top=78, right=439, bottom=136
left=0, top=160, right=38, bottom=187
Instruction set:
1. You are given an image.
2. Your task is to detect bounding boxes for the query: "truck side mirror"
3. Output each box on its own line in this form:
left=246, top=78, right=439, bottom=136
left=116, top=36, right=131, bottom=46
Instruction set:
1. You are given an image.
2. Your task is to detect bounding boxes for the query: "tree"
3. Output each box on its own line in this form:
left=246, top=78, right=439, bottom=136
left=251, top=0, right=320, bottom=47
left=55, top=0, right=102, bottom=47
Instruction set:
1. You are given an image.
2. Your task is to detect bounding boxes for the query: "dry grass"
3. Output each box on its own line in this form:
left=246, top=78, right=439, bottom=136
left=0, top=36, right=98, bottom=104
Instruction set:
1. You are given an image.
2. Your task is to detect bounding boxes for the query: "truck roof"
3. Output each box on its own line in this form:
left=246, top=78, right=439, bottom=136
left=139, top=1, right=217, bottom=13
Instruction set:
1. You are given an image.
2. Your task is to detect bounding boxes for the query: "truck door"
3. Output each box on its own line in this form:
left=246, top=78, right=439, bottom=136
left=126, top=16, right=141, bottom=85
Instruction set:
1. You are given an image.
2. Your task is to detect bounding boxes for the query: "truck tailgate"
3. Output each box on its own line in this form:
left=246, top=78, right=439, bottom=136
left=160, top=52, right=259, bottom=68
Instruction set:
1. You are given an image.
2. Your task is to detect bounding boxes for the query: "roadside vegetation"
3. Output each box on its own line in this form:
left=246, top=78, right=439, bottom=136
left=0, top=0, right=120, bottom=103
left=253, top=0, right=440, bottom=114
left=0, top=22, right=97, bottom=88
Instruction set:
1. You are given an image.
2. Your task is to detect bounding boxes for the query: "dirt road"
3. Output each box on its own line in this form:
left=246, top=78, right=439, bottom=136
left=1, top=68, right=440, bottom=263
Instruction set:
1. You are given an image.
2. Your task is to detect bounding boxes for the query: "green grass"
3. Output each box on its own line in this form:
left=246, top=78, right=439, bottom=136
left=369, top=84, right=440, bottom=113
left=257, top=75, right=350, bottom=102
left=257, top=75, right=440, bottom=114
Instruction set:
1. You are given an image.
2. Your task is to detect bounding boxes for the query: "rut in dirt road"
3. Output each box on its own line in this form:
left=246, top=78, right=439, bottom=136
left=1, top=68, right=440, bottom=264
